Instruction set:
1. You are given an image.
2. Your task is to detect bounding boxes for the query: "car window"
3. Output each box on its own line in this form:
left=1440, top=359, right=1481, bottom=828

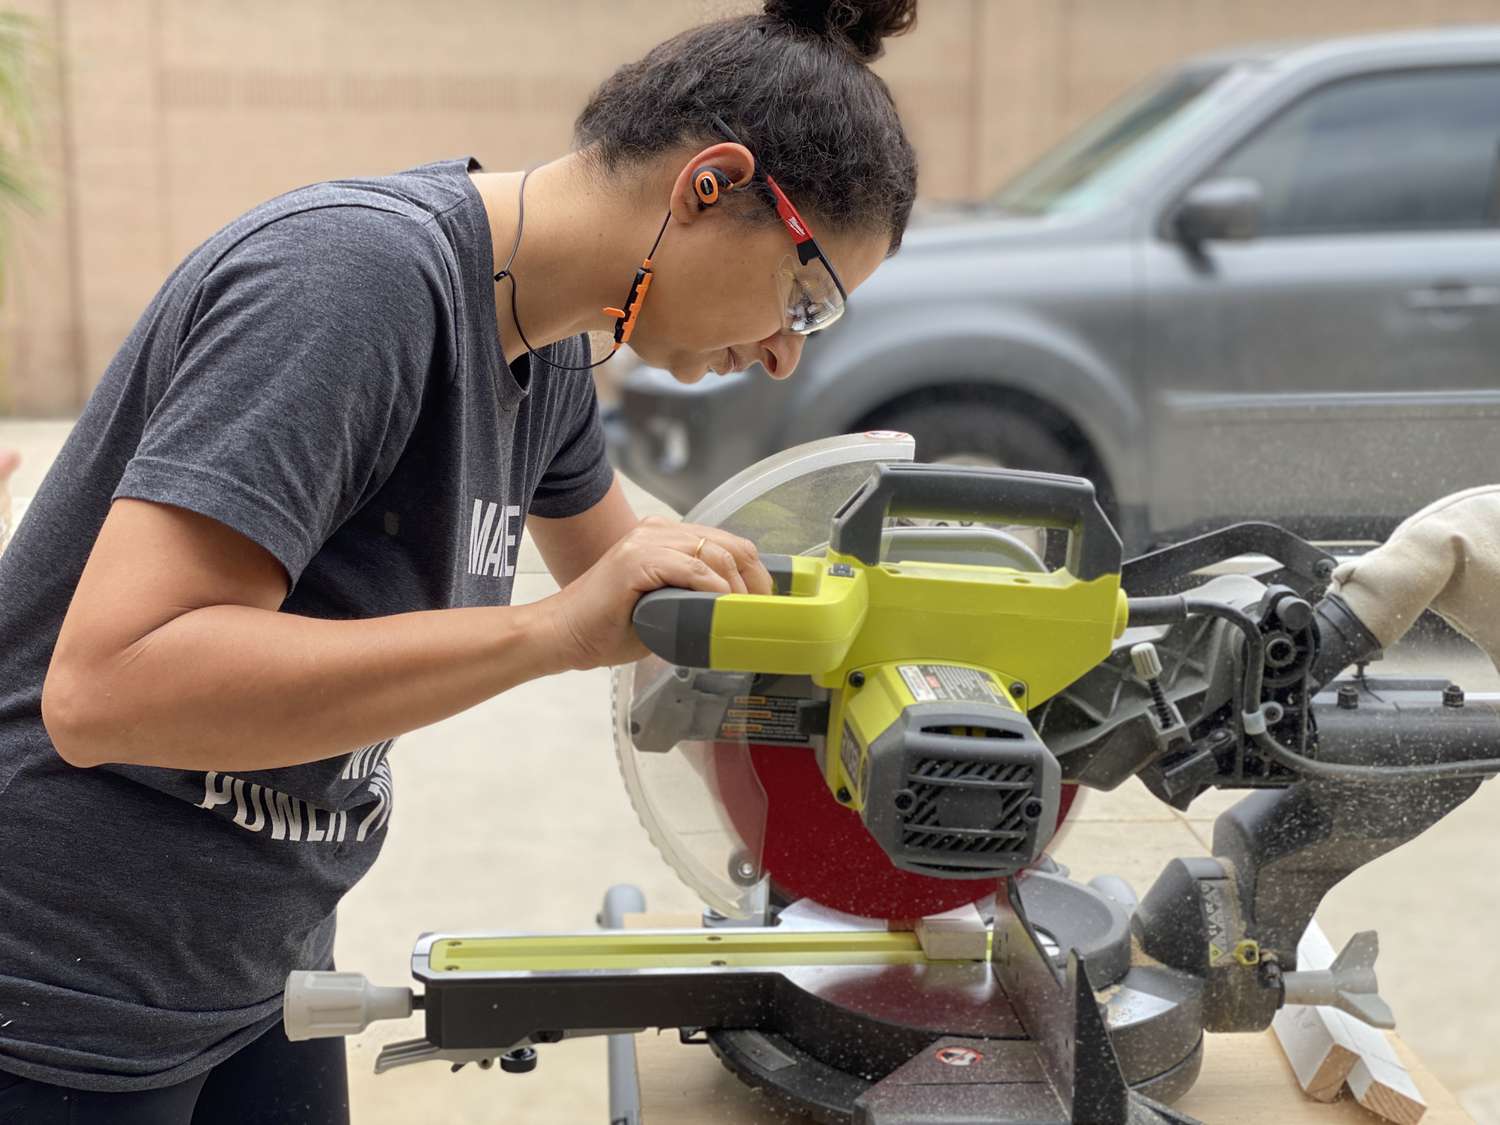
left=994, top=64, right=1236, bottom=217
left=1214, top=66, right=1500, bottom=236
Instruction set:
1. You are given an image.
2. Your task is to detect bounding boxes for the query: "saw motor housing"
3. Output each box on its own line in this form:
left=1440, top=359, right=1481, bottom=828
left=631, top=461, right=1127, bottom=882
left=842, top=665, right=1060, bottom=877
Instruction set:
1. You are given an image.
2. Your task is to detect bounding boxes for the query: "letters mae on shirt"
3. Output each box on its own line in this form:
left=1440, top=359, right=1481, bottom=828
left=469, top=499, right=524, bottom=579
left=0, top=157, right=613, bottom=1092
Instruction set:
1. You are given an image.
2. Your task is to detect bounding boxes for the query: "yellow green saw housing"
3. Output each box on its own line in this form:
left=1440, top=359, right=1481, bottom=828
left=632, top=461, right=1129, bottom=879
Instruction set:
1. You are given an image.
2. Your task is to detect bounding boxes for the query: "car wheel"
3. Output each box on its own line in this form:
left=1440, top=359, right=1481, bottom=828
left=870, top=397, right=1096, bottom=563
left=870, top=397, right=1085, bottom=477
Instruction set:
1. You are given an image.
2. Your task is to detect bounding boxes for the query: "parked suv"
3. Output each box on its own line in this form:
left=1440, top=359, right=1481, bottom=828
left=608, top=27, right=1500, bottom=552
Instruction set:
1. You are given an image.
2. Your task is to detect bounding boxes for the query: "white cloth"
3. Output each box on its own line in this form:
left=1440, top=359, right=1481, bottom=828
left=1328, top=485, right=1500, bottom=672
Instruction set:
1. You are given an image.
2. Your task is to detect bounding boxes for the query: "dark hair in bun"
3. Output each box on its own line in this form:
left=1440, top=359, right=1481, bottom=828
left=575, top=0, right=919, bottom=253
left=764, top=0, right=918, bottom=63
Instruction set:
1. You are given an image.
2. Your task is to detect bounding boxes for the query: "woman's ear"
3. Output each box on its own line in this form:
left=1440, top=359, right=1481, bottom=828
left=667, top=142, right=756, bottom=226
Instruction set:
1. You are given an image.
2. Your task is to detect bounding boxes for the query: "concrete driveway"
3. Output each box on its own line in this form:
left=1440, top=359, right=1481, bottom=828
left=2, top=419, right=1496, bottom=1123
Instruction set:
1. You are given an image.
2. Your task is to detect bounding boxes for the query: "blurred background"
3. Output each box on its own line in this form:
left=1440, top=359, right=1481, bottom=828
left=1, top=1, right=1499, bottom=1123
left=1, top=0, right=1497, bottom=418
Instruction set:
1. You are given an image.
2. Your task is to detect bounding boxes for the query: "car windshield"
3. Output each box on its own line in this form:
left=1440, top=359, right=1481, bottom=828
left=993, top=64, right=1236, bottom=217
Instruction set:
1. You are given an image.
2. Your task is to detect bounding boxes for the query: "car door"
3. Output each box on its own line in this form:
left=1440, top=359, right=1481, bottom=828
left=1140, top=64, right=1500, bottom=541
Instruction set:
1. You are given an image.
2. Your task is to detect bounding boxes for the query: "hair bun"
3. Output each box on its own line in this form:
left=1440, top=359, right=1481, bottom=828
left=763, top=0, right=917, bottom=62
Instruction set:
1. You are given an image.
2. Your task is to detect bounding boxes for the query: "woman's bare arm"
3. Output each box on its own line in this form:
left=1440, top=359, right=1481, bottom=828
left=42, top=495, right=761, bottom=772
left=41, top=499, right=577, bottom=771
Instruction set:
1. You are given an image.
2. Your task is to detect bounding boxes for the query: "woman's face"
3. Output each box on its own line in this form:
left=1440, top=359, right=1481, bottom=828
left=627, top=207, right=890, bottom=385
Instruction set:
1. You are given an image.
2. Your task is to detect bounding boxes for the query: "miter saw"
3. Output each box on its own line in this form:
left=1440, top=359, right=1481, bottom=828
left=283, top=434, right=1500, bottom=1124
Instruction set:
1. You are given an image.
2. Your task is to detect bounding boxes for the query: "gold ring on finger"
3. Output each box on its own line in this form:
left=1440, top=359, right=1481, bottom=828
left=693, top=536, right=707, bottom=559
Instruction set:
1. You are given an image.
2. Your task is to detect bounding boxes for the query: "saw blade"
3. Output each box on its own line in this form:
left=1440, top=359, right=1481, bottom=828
left=610, top=433, right=1085, bottom=921
left=613, top=653, right=1084, bottom=921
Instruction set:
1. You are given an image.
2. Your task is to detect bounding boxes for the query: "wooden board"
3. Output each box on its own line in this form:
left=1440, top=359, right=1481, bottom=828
left=1273, top=922, right=1427, bottom=1122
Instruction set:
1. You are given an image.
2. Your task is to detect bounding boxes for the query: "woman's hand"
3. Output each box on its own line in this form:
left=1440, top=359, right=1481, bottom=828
left=541, top=515, right=773, bottom=670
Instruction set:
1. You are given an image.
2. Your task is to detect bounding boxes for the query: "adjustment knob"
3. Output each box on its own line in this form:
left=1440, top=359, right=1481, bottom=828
left=283, top=971, right=413, bottom=1041
left=1281, top=931, right=1395, bottom=1029
left=501, top=1046, right=539, bottom=1074
left=1130, top=642, right=1164, bottom=681
left=1273, top=597, right=1314, bottom=632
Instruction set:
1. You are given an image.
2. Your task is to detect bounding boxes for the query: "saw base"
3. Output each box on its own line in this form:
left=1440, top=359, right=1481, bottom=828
left=708, top=1029, right=1203, bottom=1124
left=696, top=873, right=1205, bottom=1124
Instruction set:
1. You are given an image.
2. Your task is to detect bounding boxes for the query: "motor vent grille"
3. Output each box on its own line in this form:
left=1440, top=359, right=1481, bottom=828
left=899, top=757, right=1036, bottom=856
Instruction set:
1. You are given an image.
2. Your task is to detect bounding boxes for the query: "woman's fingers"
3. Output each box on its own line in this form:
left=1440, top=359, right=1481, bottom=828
left=683, top=525, right=773, bottom=596
left=646, top=550, right=733, bottom=595
left=713, top=530, right=774, bottom=595
left=698, top=541, right=748, bottom=595
left=629, top=519, right=773, bottom=597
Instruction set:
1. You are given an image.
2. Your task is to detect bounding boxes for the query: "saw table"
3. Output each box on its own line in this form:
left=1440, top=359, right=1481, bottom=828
left=627, top=780, right=1477, bottom=1124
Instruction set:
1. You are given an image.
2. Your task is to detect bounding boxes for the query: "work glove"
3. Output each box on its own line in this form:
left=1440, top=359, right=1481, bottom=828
left=1328, top=484, right=1500, bottom=672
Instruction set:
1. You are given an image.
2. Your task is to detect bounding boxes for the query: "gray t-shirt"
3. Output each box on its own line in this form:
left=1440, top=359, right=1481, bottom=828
left=0, top=157, right=613, bottom=1091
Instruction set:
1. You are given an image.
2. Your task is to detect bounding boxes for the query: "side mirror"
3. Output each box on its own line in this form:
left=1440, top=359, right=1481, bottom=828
left=1173, top=178, right=1262, bottom=247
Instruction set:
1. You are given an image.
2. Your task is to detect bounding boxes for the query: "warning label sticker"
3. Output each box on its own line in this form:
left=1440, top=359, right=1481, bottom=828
left=898, top=665, right=1012, bottom=708
left=1202, top=879, right=1234, bottom=968
left=935, top=1045, right=984, bottom=1067
left=717, top=694, right=814, bottom=745
left=840, top=723, right=862, bottom=796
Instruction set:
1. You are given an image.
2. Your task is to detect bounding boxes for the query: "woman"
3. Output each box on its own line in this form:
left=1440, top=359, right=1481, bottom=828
left=0, top=0, right=918, bottom=1120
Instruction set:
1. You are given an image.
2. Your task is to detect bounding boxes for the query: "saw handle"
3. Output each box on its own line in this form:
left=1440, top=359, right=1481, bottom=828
left=829, top=462, right=1120, bottom=580
left=632, top=554, right=797, bottom=667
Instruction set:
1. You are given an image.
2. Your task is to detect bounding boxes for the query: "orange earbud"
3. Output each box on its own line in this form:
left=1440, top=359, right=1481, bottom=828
left=693, top=167, right=733, bottom=208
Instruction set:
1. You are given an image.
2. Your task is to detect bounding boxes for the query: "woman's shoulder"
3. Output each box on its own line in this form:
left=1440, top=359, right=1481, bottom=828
left=210, top=191, right=451, bottom=280
left=183, top=160, right=481, bottom=298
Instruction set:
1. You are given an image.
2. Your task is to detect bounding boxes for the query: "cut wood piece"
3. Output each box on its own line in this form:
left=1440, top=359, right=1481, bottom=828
left=1274, top=921, right=1360, bottom=1099
left=1272, top=920, right=1428, bottom=1124
left=913, top=904, right=989, bottom=961
left=1273, top=1001, right=1359, bottom=1101
left=1350, top=1057, right=1428, bottom=1125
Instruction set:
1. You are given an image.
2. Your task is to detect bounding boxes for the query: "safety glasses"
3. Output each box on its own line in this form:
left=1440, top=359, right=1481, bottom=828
left=709, top=114, right=849, bottom=335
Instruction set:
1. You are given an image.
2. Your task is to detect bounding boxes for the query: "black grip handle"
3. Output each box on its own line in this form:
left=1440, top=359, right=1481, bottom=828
left=631, top=554, right=796, bottom=667
left=829, top=463, right=1121, bottom=580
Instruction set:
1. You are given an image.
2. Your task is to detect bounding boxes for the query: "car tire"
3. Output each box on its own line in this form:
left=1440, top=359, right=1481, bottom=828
left=869, top=396, right=1086, bottom=477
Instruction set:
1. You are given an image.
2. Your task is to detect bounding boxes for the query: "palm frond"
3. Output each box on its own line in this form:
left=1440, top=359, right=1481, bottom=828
left=0, top=9, right=37, bottom=217
left=0, top=152, right=36, bottom=209
left=0, top=12, right=35, bottom=129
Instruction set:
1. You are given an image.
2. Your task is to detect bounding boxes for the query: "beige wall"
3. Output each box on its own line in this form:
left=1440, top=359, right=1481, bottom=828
left=3, top=0, right=1500, bottom=414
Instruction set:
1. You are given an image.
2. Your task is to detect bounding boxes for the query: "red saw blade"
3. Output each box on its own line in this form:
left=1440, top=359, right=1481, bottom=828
left=717, top=741, right=1080, bottom=921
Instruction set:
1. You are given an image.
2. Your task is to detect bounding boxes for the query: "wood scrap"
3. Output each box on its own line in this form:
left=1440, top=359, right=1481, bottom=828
left=1272, top=920, right=1427, bottom=1123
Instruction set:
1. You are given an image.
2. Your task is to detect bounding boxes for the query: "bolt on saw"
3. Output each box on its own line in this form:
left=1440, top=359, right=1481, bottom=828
left=284, top=433, right=1500, bottom=1125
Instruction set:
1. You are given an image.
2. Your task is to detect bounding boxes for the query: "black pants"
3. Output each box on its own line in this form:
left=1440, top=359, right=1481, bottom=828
left=0, top=1019, right=348, bottom=1124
